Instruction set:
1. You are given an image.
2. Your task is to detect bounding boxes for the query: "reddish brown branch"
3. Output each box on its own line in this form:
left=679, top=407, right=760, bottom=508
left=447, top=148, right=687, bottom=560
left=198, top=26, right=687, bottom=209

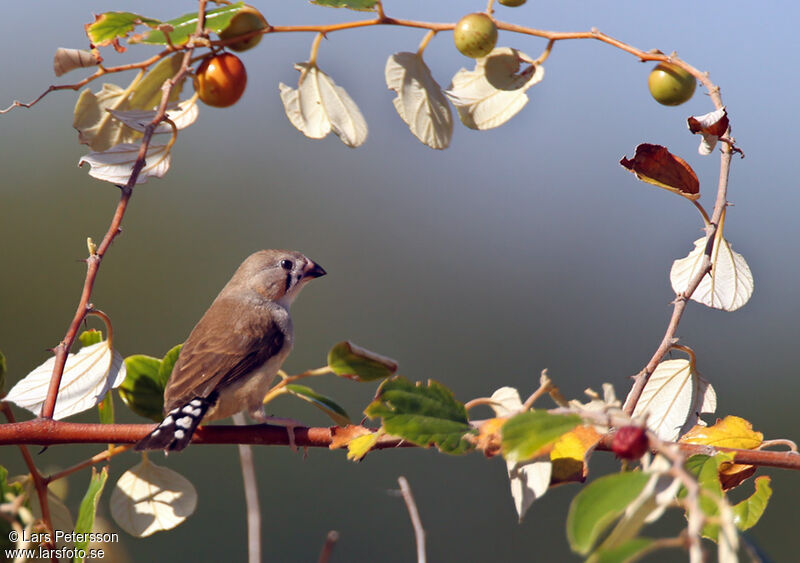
left=0, top=419, right=797, bottom=471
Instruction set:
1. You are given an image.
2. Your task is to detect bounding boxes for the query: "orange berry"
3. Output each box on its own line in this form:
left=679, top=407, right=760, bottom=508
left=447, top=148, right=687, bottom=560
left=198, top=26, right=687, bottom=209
left=194, top=53, right=247, bottom=108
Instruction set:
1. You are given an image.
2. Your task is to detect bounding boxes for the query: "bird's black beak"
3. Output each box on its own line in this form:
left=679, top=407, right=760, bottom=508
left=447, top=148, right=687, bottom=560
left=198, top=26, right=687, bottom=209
left=304, top=261, right=327, bottom=279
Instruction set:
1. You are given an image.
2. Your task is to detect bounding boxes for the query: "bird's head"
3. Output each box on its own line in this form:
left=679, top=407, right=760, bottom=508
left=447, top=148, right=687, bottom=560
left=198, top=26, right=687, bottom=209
left=226, top=249, right=326, bottom=307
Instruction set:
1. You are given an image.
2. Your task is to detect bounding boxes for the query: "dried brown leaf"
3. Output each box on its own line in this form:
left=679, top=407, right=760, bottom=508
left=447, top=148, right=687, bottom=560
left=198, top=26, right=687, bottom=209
left=620, top=143, right=700, bottom=200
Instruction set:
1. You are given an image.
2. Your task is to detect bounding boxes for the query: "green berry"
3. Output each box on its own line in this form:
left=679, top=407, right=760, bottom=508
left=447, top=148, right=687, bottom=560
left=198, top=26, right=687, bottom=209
left=453, top=13, right=498, bottom=59
left=219, top=5, right=268, bottom=52
left=648, top=62, right=696, bottom=106
left=499, top=0, right=527, bottom=6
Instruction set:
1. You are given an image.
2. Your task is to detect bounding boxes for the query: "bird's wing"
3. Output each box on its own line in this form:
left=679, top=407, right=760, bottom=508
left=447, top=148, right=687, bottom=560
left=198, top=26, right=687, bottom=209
left=163, top=297, right=286, bottom=412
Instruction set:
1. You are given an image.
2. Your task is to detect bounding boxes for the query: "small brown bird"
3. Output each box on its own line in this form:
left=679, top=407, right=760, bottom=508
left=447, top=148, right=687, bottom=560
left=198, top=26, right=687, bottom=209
left=135, top=249, right=326, bottom=451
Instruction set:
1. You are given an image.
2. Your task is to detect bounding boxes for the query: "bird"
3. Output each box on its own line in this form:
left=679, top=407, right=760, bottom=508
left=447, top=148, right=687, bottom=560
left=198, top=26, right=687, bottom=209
left=135, top=249, right=326, bottom=451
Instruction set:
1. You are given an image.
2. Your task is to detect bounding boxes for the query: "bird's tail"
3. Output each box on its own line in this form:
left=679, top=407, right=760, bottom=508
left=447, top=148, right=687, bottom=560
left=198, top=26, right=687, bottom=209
left=135, top=392, right=218, bottom=451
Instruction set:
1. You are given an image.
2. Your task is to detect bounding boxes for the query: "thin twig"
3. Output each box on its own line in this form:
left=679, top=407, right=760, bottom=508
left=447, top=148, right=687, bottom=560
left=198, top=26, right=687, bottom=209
left=623, top=147, right=733, bottom=415
left=317, top=530, right=340, bottom=563
left=233, top=412, right=261, bottom=563
left=1, top=404, right=57, bottom=561
left=44, top=444, right=131, bottom=484
left=39, top=0, right=209, bottom=420
left=651, top=435, right=704, bottom=561
left=397, top=476, right=426, bottom=563
left=3, top=14, right=722, bottom=116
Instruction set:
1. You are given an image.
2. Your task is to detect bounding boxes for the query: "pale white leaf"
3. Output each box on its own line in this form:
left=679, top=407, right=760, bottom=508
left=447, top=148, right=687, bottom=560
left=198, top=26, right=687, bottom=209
left=445, top=47, right=544, bottom=130
left=698, top=135, right=717, bottom=156
left=73, top=83, right=131, bottom=151
left=54, top=48, right=97, bottom=77
left=507, top=460, right=551, bottom=522
left=73, top=54, right=185, bottom=152
left=78, top=142, right=172, bottom=184
left=107, top=99, right=199, bottom=135
left=631, top=359, right=716, bottom=441
left=110, top=457, right=197, bottom=538
left=385, top=52, right=453, bottom=149
left=489, top=386, right=523, bottom=417
left=488, top=387, right=550, bottom=518
left=279, top=63, right=367, bottom=148
left=687, top=107, right=728, bottom=156
left=671, top=236, right=754, bottom=311
left=6, top=341, right=126, bottom=420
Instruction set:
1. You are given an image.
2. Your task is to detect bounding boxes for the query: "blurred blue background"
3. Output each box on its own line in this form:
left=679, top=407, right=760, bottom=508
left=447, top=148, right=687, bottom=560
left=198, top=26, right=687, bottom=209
left=1, top=1, right=798, bottom=561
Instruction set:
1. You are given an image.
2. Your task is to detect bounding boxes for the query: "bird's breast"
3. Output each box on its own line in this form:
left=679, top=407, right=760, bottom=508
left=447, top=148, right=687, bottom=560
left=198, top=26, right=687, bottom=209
left=205, top=340, right=292, bottom=421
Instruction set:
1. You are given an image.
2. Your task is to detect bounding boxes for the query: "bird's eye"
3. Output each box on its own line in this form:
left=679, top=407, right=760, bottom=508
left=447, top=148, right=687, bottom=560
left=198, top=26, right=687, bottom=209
left=280, top=259, right=293, bottom=271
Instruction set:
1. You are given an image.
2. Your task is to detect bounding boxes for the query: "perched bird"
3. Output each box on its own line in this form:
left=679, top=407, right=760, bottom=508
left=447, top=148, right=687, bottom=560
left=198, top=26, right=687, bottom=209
left=135, top=249, right=326, bottom=451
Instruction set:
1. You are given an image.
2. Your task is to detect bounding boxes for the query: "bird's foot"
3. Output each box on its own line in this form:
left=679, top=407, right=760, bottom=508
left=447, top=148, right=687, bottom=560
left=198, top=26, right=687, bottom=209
left=249, top=409, right=302, bottom=453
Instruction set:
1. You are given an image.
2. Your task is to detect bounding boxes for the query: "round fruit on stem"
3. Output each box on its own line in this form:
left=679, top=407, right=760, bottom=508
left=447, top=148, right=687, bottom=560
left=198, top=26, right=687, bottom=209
left=648, top=62, right=696, bottom=106
left=453, top=13, right=498, bottom=59
left=498, top=0, right=527, bottom=6
left=194, top=53, right=248, bottom=108
left=218, top=5, right=268, bottom=52
left=611, top=426, right=649, bottom=460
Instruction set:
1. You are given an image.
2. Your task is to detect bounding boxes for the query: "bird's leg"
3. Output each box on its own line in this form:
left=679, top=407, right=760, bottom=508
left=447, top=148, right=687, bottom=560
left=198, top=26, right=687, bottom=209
left=248, top=407, right=301, bottom=453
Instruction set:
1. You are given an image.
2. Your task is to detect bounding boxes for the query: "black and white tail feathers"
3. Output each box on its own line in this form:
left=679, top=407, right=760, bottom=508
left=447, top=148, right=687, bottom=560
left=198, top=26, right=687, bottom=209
left=135, top=392, right=218, bottom=451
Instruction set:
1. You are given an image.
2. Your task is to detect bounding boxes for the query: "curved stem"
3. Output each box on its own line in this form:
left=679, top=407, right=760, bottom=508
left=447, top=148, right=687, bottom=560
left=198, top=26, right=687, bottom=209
left=416, top=30, right=436, bottom=56
left=308, top=32, right=325, bottom=67
left=670, top=344, right=697, bottom=369
left=87, top=309, right=114, bottom=347
left=534, top=39, right=555, bottom=65
left=693, top=200, right=711, bottom=227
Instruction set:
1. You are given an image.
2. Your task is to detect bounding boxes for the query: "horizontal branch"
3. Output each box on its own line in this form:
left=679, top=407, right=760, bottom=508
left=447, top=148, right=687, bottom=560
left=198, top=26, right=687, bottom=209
left=1, top=419, right=798, bottom=471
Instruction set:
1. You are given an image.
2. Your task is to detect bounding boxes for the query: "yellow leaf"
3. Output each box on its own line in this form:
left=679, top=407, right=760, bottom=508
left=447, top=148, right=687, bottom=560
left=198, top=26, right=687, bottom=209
left=347, top=433, right=379, bottom=461
left=681, top=416, right=763, bottom=491
left=680, top=416, right=763, bottom=449
left=550, top=425, right=602, bottom=484
left=329, top=424, right=371, bottom=450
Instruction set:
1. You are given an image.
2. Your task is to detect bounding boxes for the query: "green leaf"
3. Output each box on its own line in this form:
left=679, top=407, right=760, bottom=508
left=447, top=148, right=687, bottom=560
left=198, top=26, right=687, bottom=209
left=327, top=341, right=398, bottom=382
left=311, top=0, right=378, bottom=11
left=131, top=2, right=245, bottom=46
left=589, top=538, right=657, bottom=563
left=98, top=390, right=115, bottom=424
left=73, top=466, right=108, bottom=561
left=158, top=344, right=183, bottom=388
left=0, top=350, right=6, bottom=392
left=683, top=453, right=731, bottom=540
left=285, top=384, right=351, bottom=426
left=119, top=355, right=165, bottom=422
left=733, top=476, right=771, bottom=531
left=86, top=12, right=161, bottom=46
left=0, top=465, right=8, bottom=501
left=364, top=377, right=474, bottom=454
left=501, top=410, right=582, bottom=463
left=567, top=472, right=651, bottom=556
left=78, top=329, right=103, bottom=347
